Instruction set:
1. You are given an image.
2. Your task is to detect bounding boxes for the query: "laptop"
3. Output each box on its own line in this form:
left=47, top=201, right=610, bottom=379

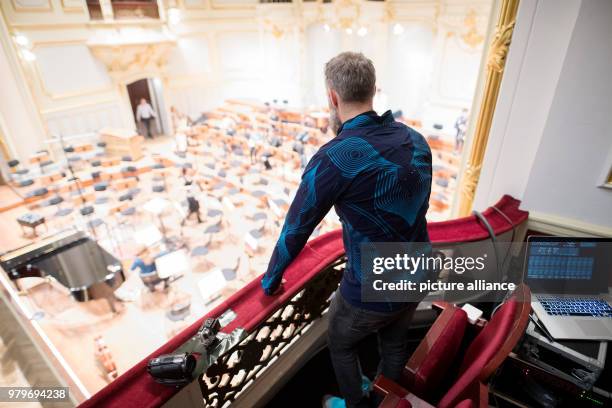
left=525, top=236, right=612, bottom=341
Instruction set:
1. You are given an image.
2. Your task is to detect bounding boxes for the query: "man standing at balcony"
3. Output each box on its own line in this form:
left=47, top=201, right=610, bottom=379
left=261, top=52, right=432, bottom=408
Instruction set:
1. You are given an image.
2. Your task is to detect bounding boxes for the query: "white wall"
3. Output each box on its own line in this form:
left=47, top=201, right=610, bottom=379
left=521, top=0, right=612, bottom=227
left=1, top=0, right=492, bottom=159
left=0, top=8, right=46, bottom=161
left=475, top=0, right=612, bottom=229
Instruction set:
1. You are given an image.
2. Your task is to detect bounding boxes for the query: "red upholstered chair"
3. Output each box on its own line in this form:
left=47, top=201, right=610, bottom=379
left=374, top=284, right=531, bottom=408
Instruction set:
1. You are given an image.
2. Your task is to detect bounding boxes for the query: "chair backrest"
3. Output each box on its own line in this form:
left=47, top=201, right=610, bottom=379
left=402, top=306, right=468, bottom=399
left=438, top=284, right=531, bottom=408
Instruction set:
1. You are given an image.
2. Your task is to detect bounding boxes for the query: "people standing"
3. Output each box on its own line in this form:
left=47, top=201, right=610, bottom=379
left=136, top=98, right=157, bottom=139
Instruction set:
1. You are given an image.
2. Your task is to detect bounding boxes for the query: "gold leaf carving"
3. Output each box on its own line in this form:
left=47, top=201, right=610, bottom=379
left=487, top=21, right=515, bottom=73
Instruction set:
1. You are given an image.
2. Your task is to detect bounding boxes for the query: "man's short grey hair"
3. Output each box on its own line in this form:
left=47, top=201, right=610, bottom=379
left=325, top=52, right=376, bottom=103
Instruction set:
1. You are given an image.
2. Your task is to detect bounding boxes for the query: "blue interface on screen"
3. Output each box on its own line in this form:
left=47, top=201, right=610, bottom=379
left=527, top=242, right=596, bottom=280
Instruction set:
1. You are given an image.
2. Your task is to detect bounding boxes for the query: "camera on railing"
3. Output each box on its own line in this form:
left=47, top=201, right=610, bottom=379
left=147, top=353, right=196, bottom=386
left=147, top=318, right=221, bottom=386
left=198, top=316, right=221, bottom=349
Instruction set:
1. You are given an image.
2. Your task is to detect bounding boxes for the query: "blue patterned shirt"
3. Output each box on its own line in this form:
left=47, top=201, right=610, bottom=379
left=261, top=110, right=432, bottom=311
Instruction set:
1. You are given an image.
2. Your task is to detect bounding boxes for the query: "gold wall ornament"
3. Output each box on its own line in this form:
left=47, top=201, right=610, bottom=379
left=462, top=9, right=485, bottom=48
left=460, top=163, right=482, bottom=205
left=88, top=40, right=176, bottom=79
left=332, top=0, right=361, bottom=30
left=457, top=0, right=520, bottom=216
left=262, top=19, right=284, bottom=39
left=487, top=21, right=515, bottom=72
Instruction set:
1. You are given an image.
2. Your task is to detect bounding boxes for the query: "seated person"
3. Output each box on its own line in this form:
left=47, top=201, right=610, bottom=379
left=131, top=246, right=170, bottom=292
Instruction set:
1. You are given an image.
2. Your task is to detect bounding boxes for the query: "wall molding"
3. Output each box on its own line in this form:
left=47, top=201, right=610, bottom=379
left=527, top=211, right=612, bottom=238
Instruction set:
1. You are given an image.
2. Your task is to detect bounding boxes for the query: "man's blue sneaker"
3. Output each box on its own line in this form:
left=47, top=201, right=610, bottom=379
left=322, top=376, right=371, bottom=408
left=322, top=395, right=346, bottom=408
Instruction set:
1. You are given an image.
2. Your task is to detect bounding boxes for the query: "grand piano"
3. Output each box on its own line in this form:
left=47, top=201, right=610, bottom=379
left=0, top=231, right=124, bottom=311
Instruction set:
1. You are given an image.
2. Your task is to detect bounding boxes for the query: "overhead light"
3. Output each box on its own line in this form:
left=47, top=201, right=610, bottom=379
left=357, top=26, right=368, bottom=37
left=167, top=8, right=181, bottom=25
left=14, top=34, right=29, bottom=47
left=393, top=23, right=404, bottom=36
left=323, top=24, right=331, bottom=32
left=345, top=28, right=353, bottom=35
left=21, top=49, right=36, bottom=62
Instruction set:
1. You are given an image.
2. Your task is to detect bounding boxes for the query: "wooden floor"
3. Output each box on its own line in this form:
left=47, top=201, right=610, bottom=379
left=0, top=135, right=338, bottom=400
left=0, top=124, right=460, bottom=400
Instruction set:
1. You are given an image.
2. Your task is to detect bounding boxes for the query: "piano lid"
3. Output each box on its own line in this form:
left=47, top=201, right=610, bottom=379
left=0, top=231, right=122, bottom=290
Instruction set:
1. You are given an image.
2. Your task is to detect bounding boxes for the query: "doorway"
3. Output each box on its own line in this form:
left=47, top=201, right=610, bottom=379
left=126, top=78, right=170, bottom=137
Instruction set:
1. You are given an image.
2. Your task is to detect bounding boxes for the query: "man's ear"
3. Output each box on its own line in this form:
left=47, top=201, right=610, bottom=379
left=328, top=88, right=339, bottom=109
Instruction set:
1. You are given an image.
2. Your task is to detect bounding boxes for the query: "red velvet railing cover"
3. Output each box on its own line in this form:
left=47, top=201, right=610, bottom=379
left=79, top=195, right=527, bottom=408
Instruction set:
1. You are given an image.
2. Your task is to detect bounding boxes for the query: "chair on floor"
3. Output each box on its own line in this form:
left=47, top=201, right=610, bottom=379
left=204, top=218, right=222, bottom=234
left=251, top=212, right=267, bottom=221
left=18, top=179, right=34, bottom=187
left=191, top=246, right=209, bottom=257
left=94, top=181, right=109, bottom=192
left=47, top=195, right=73, bottom=217
left=221, top=257, right=240, bottom=282
left=207, top=209, right=222, bottom=218
left=8, top=159, right=29, bottom=177
left=26, top=187, right=49, bottom=199
left=120, top=206, right=136, bottom=216
left=373, top=284, right=531, bottom=408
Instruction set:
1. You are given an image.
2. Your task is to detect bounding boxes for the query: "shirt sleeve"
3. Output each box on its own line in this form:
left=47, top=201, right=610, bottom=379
left=130, top=258, right=143, bottom=272
left=261, top=148, right=343, bottom=294
left=136, top=106, right=142, bottom=121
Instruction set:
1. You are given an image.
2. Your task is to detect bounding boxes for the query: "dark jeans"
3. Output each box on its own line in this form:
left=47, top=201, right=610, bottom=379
left=327, top=291, right=419, bottom=408
left=142, top=117, right=153, bottom=138
left=181, top=209, right=202, bottom=226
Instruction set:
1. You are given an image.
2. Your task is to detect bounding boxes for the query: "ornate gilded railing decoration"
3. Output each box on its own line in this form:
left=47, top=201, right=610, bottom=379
left=199, top=257, right=345, bottom=407
left=457, top=0, right=520, bottom=216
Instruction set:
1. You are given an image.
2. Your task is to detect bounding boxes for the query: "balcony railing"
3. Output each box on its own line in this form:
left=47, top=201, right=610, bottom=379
left=80, top=195, right=528, bottom=408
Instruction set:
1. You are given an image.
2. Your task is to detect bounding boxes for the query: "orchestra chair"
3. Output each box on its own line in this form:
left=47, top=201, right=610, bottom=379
left=373, top=284, right=531, bottom=408
left=47, top=195, right=73, bottom=218
left=190, top=236, right=212, bottom=270
left=26, top=187, right=49, bottom=199
left=94, top=181, right=111, bottom=205
left=40, top=172, right=65, bottom=191
left=109, top=202, right=134, bottom=234
left=8, top=159, right=29, bottom=177
left=203, top=217, right=224, bottom=248
left=102, top=157, right=120, bottom=167
left=221, top=257, right=240, bottom=282
left=29, top=151, right=53, bottom=174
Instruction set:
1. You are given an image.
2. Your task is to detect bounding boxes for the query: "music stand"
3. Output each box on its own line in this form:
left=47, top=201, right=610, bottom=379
left=143, top=197, right=171, bottom=241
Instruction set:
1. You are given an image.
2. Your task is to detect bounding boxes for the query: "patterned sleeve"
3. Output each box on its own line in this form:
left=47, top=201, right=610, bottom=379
left=261, top=149, right=342, bottom=294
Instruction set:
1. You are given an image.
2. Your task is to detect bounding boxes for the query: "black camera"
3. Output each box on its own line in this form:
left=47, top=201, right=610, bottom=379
left=147, top=318, right=222, bottom=386
left=147, top=353, right=196, bottom=386
left=198, top=317, right=221, bottom=349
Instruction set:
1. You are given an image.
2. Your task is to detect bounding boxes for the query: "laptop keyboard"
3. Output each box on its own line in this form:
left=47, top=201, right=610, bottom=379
left=539, top=296, right=612, bottom=317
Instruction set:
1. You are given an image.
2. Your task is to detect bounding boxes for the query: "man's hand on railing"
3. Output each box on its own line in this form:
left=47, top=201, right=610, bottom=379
left=261, top=277, right=286, bottom=296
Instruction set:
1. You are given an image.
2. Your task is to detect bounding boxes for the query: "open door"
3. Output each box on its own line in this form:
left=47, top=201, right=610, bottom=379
left=126, top=78, right=170, bottom=137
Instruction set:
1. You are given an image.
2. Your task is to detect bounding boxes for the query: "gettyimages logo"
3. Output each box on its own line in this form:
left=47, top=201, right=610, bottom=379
left=372, top=253, right=487, bottom=275
left=361, top=241, right=520, bottom=303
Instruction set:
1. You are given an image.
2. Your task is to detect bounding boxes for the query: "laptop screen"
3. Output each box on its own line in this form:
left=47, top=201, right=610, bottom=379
left=525, top=236, right=611, bottom=294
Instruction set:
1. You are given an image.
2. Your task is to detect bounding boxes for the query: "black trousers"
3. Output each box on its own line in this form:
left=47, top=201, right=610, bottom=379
left=327, top=291, right=419, bottom=408
left=181, top=209, right=202, bottom=225
left=142, top=117, right=153, bottom=138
